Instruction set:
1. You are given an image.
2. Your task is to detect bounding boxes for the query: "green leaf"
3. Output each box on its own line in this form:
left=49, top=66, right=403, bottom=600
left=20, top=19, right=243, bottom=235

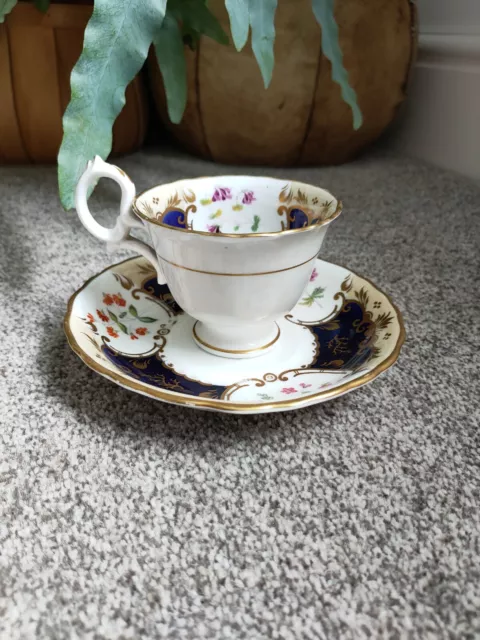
left=225, top=0, right=249, bottom=51
left=108, top=309, right=128, bottom=333
left=118, top=322, right=128, bottom=334
left=311, top=286, right=325, bottom=299
left=58, top=0, right=168, bottom=209
left=34, top=0, right=50, bottom=13
left=311, top=0, right=362, bottom=130
left=0, top=0, right=17, bottom=23
left=251, top=215, right=260, bottom=232
left=249, top=0, right=277, bottom=88
left=169, top=0, right=228, bottom=45
left=138, top=316, right=157, bottom=323
left=300, top=286, right=325, bottom=307
left=119, top=311, right=127, bottom=318
left=154, top=11, right=187, bottom=125
left=128, top=304, right=138, bottom=318
left=300, top=296, right=314, bottom=307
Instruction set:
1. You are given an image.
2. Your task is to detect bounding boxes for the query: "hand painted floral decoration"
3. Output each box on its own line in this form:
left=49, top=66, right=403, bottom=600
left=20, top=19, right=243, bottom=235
left=242, top=190, right=256, bottom=205
left=212, top=187, right=232, bottom=202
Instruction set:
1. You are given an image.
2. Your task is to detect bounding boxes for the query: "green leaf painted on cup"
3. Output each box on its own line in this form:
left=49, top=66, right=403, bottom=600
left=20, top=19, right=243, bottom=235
left=118, top=322, right=128, bottom=334
left=138, top=316, right=157, bottom=323
left=300, top=286, right=325, bottom=307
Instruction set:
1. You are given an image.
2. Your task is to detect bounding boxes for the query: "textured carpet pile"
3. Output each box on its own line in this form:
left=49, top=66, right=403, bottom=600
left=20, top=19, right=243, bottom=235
left=0, top=149, right=479, bottom=639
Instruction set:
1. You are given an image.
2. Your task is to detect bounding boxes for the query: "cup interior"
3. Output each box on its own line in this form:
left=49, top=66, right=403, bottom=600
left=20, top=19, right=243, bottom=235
left=133, top=176, right=340, bottom=235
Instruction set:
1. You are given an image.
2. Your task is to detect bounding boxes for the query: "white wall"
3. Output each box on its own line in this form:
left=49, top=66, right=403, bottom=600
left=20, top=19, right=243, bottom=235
left=391, top=0, right=480, bottom=180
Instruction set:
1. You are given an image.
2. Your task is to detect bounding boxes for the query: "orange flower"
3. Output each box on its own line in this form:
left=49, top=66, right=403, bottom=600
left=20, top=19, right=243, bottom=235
left=103, top=294, right=114, bottom=305
left=112, top=294, right=126, bottom=307
left=106, top=326, right=119, bottom=338
left=130, top=334, right=139, bottom=340
left=86, top=313, right=95, bottom=323
left=97, top=309, right=109, bottom=322
left=135, top=327, right=148, bottom=336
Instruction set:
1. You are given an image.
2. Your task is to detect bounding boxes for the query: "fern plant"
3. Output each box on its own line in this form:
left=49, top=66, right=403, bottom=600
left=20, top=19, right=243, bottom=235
left=0, top=0, right=362, bottom=209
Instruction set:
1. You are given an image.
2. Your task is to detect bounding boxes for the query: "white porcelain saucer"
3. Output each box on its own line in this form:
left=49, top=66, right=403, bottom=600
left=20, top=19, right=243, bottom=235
left=64, top=257, right=405, bottom=414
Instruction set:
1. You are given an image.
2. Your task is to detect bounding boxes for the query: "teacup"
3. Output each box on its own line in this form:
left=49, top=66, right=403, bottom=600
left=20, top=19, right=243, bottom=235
left=75, top=157, right=342, bottom=358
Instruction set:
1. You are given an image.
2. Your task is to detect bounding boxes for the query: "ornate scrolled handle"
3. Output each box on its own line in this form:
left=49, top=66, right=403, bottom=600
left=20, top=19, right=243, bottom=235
left=75, top=156, right=165, bottom=283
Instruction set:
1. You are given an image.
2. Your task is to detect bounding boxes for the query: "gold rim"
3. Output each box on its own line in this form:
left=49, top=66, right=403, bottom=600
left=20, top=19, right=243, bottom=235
left=132, top=175, right=342, bottom=238
left=63, top=257, right=406, bottom=413
left=158, top=253, right=318, bottom=277
left=192, top=322, right=281, bottom=354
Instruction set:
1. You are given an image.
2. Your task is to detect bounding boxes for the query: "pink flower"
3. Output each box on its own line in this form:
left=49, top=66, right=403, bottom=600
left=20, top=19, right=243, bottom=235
left=281, top=387, right=297, bottom=395
left=310, top=268, right=318, bottom=282
left=212, top=187, right=232, bottom=202
left=207, top=224, right=220, bottom=233
left=242, top=190, right=256, bottom=205
left=299, top=383, right=312, bottom=389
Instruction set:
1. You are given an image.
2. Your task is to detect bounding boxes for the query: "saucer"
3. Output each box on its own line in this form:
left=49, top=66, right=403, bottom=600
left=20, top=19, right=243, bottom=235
left=64, top=257, right=405, bottom=414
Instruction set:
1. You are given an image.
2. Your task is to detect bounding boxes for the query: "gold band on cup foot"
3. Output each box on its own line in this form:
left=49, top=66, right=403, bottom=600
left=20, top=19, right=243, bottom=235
left=192, top=322, right=281, bottom=359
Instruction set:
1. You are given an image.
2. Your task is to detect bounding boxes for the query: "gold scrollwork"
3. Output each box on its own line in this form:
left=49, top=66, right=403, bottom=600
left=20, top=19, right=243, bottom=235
left=279, top=184, right=294, bottom=204
left=341, top=275, right=353, bottom=293
left=82, top=332, right=102, bottom=353
left=113, top=272, right=134, bottom=290
left=132, top=359, right=150, bottom=370
left=158, top=359, right=221, bottom=388
left=182, top=189, right=196, bottom=204
left=145, top=374, right=185, bottom=391
left=131, top=284, right=175, bottom=318
left=155, top=207, right=186, bottom=227
left=166, top=192, right=181, bottom=208
left=263, top=373, right=278, bottom=382
left=65, top=256, right=405, bottom=412
left=198, top=390, right=220, bottom=399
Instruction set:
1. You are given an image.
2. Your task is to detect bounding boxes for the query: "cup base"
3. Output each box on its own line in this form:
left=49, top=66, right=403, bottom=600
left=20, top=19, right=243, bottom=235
left=192, top=321, right=281, bottom=359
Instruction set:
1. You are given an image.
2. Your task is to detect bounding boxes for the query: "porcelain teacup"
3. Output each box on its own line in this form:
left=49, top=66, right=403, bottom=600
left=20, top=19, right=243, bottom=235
left=75, top=157, right=342, bottom=358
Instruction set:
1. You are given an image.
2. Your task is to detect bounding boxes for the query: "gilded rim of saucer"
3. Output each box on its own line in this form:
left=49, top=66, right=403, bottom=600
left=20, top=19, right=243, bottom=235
left=131, top=175, right=342, bottom=238
left=63, top=257, right=406, bottom=413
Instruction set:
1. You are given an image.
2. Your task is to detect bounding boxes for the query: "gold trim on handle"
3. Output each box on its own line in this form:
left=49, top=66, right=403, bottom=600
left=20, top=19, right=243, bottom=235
left=158, top=253, right=318, bottom=277
left=192, top=322, right=281, bottom=355
left=63, top=257, right=406, bottom=413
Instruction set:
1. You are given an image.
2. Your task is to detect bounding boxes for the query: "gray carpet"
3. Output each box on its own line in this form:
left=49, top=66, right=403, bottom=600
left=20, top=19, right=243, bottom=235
left=1, top=148, right=479, bottom=639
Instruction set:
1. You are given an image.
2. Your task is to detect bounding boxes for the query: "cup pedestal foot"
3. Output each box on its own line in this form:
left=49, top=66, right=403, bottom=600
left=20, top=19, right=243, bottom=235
left=192, top=321, right=280, bottom=359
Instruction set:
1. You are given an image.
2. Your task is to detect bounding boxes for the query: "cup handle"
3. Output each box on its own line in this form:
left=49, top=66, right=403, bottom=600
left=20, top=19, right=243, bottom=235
left=75, top=155, right=165, bottom=284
